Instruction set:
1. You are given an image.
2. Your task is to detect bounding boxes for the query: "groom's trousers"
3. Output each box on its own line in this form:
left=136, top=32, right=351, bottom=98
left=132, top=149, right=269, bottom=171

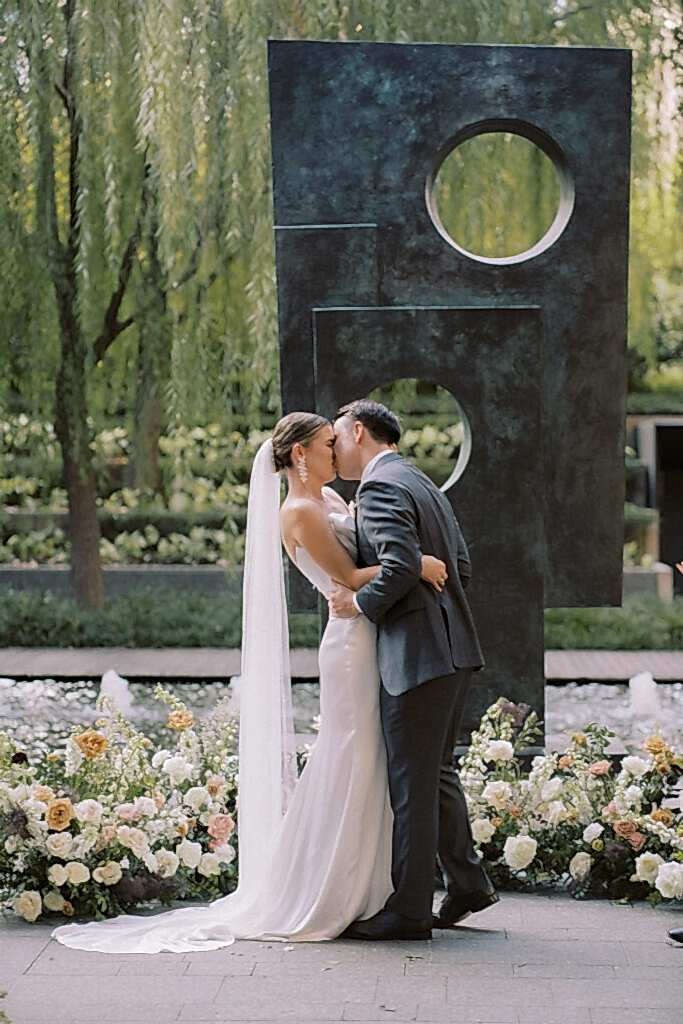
left=380, top=669, right=488, bottom=922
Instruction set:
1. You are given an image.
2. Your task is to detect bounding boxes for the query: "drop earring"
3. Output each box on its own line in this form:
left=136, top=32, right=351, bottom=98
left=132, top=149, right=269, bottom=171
left=297, top=455, right=308, bottom=483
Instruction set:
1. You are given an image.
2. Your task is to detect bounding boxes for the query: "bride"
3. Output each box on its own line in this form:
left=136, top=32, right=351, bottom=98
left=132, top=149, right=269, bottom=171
left=52, top=412, right=447, bottom=953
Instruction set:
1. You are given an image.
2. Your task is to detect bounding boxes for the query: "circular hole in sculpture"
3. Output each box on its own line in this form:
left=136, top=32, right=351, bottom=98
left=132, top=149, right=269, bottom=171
left=367, top=379, right=471, bottom=491
left=429, top=124, right=572, bottom=264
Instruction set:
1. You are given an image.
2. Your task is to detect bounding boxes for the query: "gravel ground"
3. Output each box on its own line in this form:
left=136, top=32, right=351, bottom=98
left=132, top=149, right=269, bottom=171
left=1, top=676, right=682, bottom=756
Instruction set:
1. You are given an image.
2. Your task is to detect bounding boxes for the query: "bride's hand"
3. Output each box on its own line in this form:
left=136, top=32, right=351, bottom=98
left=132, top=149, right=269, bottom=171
left=421, top=554, right=448, bottom=592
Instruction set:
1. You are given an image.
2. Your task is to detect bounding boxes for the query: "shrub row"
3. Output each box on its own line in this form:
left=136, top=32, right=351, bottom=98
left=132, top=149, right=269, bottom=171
left=0, top=590, right=680, bottom=652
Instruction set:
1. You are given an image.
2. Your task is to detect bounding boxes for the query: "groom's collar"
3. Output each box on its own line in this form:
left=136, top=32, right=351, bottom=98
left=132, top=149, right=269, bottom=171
left=359, top=448, right=401, bottom=484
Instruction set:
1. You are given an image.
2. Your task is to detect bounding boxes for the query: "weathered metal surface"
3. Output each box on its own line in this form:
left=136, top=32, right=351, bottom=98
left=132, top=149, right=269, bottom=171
left=268, top=39, right=631, bottom=609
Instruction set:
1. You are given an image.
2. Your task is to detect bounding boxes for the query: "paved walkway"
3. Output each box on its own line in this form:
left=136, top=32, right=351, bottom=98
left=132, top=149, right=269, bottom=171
left=2, top=648, right=683, bottom=681
left=1, top=894, right=681, bottom=1023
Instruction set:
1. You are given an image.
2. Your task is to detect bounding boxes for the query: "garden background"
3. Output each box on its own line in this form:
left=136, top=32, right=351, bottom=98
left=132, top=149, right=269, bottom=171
left=0, top=0, right=681, bottom=649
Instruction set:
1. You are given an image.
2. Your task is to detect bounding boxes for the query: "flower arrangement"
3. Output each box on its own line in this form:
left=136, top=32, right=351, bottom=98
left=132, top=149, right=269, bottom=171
left=460, top=699, right=683, bottom=901
left=0, top=686, right=239, bottom=923
left=3, top=693, right=683, bottom=924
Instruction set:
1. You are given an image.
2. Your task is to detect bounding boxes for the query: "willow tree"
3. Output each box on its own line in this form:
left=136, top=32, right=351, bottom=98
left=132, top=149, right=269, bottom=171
left=1, top=0, right=680, bottom=607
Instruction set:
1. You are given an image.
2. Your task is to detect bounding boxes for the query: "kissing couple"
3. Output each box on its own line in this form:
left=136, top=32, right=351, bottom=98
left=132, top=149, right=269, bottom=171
left=54, top=399, right=497, bottom=954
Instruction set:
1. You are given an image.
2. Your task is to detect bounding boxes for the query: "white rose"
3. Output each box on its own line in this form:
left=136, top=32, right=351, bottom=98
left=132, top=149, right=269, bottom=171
left=184, top=786, right=211, bottom=812
left=634, top=852, right=664, bottom=885
left=482, top=780, right=513, bottom=810
left=47, top=863, right=69, bottom=886
left=43, top=890, right=66, bottom=913
left=582, top=823, right=604, bottom=843
left=22, top=798, right=47, bottom=818
left=116, top=825, right=149, bottom=859
left=66, top=861, right=91, bottom=885
left=133, top=796, right=157, bottom=818
left=4, top=835, right=20, bottom=854
left=623, top=786, right=643, bottom=809
left=546, top=801, right=567, bottom=826
left=471, top=818, right=496, bottom=845
left=212, top=843, right=236, bottom=865
left=621, top=756, right=650, bottom=779
left=13, top=890, right=42, bottom=922
left=541, top=777, right=563, bottom=802
left=115, top=802, right=139, bottom=821
left=152, top=748, right=171, bottom=768
left=503, top=835, right=537, bottom=871
left=155, top=849, right=180, bottom=878
left=142, top=849, right=159, bottom=873
left=92, top=861, right=123, bottom=886
left=484, top=740, right=514, bottom=763
left=10, top=784, right=30, bottom=803
left=569, top=851, right=593, bottom=881
left=162, top=756, right=194, bottom=786
left=176, top=839, right=202, bottom=869
left=655, top=862, right=683, bottom=901
left=73, top=799, right=103, bottom=824
left=45, top=832, right=74, bottom=859
left=197, top=852, right=221, bottom=877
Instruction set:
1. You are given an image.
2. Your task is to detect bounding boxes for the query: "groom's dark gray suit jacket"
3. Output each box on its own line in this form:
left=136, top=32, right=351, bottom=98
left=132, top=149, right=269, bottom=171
left=354, top=452, right=484, bottom=695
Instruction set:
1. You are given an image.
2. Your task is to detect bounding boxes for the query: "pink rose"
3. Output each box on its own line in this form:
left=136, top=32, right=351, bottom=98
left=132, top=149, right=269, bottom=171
left=207, top=813, right=235, bottom=844
left=116, top=803, right=139, bottom=821
left=589, top=760, right=611, bottom=777
left=628, top=831, right=646, bottom=851
left=601, top=801, right=617, bottom=820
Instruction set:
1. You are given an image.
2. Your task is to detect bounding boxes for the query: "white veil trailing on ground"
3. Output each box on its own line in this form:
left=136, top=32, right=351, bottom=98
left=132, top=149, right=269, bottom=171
left=235, top=437, right=297, bottom=891
left=52, top=437, right=298, bottom=952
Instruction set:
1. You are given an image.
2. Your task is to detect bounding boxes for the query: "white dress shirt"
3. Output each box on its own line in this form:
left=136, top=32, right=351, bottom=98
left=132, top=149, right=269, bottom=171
left=352, top=448, right=396, bottom=614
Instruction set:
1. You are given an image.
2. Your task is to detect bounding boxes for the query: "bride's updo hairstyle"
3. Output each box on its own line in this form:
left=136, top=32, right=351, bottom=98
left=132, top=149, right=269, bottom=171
left=271, top=412, right=330, bottom=472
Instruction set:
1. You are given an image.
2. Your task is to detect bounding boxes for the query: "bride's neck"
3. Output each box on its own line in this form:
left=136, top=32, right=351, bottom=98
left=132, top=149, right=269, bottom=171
left=286, top=472, right=324, bottom=502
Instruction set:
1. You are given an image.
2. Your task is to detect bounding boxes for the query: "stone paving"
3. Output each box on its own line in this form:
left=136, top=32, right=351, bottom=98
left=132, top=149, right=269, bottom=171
left=2, top=648, right=683, bottom=682
left=1, top=894, right=682, bottom=1024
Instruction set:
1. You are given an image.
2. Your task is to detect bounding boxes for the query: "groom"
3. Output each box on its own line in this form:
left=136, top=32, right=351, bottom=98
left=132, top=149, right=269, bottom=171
left=330, top=399, right=497, bottom=941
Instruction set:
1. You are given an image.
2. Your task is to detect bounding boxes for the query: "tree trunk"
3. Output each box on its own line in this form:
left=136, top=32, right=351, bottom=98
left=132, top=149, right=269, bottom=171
left=129, top=375, right=164, bottom=493
left=54, top=314, right=104, bottom=609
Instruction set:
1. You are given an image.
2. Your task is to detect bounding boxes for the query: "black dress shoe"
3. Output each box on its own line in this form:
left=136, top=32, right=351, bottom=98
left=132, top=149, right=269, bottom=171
left=669, top=928, right=683, bottom=944
left=340, top=909, right=432, bottom=941
left=432, top=887, right=499, bottom=929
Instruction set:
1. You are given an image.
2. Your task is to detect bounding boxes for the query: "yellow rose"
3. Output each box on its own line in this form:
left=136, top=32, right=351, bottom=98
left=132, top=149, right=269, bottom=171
left=571, top=732, right=587, bottom=747
left=167, top=709, right=194, bottom=731
left=650, top=808, right=675, bottom=826
left=643, top=735, right=668, bottom=755
left=46, top=798, right=74, bottom=832
left=62, top=900, right=75, bottom=916
left=74, top=729, right=108, bottom=760
left=591, top=838, right=604, bottom=852
left=46, top=752, right=62, bottom=762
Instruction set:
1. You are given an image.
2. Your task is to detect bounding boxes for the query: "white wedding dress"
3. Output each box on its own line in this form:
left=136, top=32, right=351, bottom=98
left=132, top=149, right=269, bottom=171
left=53, top=486, right=393, bottom=953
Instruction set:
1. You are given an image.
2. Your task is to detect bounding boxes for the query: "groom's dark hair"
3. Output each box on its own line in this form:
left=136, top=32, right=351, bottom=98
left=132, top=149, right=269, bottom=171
left=336, top=399, right=401, bottom=445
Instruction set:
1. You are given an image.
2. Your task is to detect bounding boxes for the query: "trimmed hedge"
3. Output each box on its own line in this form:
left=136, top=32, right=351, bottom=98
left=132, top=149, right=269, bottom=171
left=0, top=589, right=681, bottom=653
left=0, top=588, right=319, bottom=649
left=544, top=595, right=683, bottom=651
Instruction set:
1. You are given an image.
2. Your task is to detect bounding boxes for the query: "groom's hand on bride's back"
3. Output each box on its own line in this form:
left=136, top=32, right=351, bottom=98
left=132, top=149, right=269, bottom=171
left=329, top=582, right=360, bottom=618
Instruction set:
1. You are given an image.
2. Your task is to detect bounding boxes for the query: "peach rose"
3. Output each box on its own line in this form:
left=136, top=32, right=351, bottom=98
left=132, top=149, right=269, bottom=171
left=46, top=798, right=75, bottom=832
left=167, top=709, right=194, bottom=731
left=207, top=813, right=235, bottom=844
left=206, top=774, right=227, bottom=797
left=33, top=785, right=55, bottom=802
left=613, top=820, right=637, bottom=839
left=589, top=760, right=611, bottom=777
left=62, top=900, right=75, bottom=916
left=558, top=755, right=573, bottom=770
left=74, top=729, right=108, bottom=759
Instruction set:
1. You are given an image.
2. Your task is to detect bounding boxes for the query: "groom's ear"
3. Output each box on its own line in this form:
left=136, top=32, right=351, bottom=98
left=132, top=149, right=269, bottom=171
left=353, top=420, right=364, bottom=445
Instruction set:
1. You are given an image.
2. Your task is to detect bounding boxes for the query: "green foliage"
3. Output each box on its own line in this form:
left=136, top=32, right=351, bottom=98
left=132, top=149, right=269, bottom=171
left=0, top=587, right=320, bottom=648
left=0, top=2, right=681, bottom=426
left=545, top=595, right=683, bottom=651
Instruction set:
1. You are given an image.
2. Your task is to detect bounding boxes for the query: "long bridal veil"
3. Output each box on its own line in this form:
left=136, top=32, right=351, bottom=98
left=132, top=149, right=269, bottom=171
left=53, top=438, right=297, bottom=952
